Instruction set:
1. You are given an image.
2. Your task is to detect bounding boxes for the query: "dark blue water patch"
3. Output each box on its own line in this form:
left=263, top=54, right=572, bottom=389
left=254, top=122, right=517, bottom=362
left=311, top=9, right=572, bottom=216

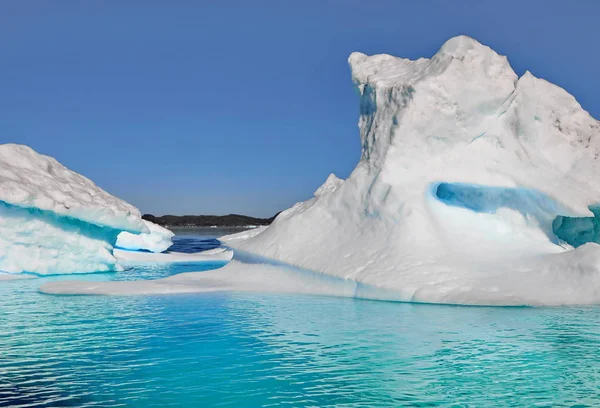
left=115, top=237, right=222, bottom=254
left=167, top=236, right=221, bottom=253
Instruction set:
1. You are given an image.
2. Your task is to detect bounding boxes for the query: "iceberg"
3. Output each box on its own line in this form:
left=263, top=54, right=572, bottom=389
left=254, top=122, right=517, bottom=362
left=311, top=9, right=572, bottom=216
left=226, top=36, right=600, bottom=305
left=36, top=36, right=600, bottom=305
left=0, top=144, right=147, bottom=275
left=116, top=219, right=175, bottom=253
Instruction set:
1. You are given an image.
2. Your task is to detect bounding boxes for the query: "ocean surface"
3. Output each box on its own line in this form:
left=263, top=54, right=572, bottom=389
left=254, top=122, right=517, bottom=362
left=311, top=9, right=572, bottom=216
left=1, top=229, right=600, bottom=407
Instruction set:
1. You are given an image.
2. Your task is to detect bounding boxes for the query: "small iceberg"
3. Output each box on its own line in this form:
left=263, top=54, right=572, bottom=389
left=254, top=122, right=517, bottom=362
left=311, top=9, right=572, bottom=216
left=116, top=219, right=175, bottom=253
left=0, top=144, right=147, bottom=275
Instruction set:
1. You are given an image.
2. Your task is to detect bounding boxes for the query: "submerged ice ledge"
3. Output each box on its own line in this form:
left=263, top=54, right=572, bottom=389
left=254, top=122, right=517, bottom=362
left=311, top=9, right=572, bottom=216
left=39, top=250, right=405, bottom=302
left=38, top=244, right=600, bottom=306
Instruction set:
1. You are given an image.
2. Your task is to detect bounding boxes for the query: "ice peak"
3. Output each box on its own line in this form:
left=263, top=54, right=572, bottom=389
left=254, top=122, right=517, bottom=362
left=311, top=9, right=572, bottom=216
left=349, top=36, right=516, bottom=90
left=435, top=35, right=494, bottom=59
left=314, top=173, right=343, bottom=197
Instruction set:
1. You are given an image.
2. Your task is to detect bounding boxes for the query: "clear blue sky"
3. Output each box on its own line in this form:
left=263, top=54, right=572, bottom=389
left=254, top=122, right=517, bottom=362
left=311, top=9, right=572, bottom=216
left=2, top=1, right=599, bottom=217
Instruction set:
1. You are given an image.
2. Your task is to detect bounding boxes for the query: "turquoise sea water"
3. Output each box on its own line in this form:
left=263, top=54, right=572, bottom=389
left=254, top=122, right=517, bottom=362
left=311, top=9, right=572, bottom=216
left=2, top=232, right=600, bottom=407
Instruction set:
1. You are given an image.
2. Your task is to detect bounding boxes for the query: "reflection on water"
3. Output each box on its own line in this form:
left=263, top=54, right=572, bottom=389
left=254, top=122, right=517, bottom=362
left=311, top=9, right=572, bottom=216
left=1, top=233, right=600, bottom=406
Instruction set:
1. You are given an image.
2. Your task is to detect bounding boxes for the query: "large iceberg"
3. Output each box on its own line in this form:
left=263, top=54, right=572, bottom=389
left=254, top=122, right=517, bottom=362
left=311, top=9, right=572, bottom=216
left=116, top=219, right=174, bottom=253
left=227, top=36, right=600, bottom=305
left=37, top=36, right=600, bottom=305
left=0, top=144, right=147, bottom=274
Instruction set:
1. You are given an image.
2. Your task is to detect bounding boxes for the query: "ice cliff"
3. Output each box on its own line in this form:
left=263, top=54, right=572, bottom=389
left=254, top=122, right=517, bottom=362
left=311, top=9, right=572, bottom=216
left=230, top=36, right=600, bottom=305
left=0, top=144, right=148, bottom=274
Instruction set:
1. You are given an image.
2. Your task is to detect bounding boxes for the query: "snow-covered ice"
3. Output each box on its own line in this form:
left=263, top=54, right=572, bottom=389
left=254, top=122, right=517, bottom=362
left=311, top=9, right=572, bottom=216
left=219, top=226, right=267, bottom=244
left=0, top=144, right=147, bottom=274
left=35, top=36, right=600, bottom=305
left=116, top=220, right=174, bottom=253
left=0, top=144, right=145, bottom=232
left=0, top=144, right=233, bottom=275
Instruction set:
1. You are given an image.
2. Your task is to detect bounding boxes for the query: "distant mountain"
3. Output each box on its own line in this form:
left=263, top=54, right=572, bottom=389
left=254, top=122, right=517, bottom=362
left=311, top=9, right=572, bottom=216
left=142, top=213, right=279, bottom=228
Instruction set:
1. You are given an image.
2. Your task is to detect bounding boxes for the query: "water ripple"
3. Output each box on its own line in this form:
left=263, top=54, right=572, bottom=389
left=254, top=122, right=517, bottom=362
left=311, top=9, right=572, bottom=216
left=2, top=236, right=600, bottom=406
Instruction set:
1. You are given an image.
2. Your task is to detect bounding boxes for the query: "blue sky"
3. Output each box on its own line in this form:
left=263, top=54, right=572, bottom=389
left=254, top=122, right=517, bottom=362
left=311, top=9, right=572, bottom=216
left=2, top=1, right=599, bottom=217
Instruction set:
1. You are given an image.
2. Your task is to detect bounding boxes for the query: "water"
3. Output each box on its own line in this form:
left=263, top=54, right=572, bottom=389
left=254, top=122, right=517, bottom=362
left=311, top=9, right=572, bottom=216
left=2, top=231, right=600, bottom=407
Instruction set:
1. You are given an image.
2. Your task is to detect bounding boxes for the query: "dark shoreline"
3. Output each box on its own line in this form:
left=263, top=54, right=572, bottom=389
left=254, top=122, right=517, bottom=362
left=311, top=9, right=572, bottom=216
left=142, top=213, right=278, bottom=229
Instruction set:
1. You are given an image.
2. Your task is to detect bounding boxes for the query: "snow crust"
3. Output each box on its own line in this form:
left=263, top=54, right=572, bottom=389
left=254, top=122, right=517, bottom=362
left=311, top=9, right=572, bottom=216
left=228, top=36, right=600, bottom=306
left=0, top=144, right=147, bottom=274
left=116, top=220, right=174, bottom=253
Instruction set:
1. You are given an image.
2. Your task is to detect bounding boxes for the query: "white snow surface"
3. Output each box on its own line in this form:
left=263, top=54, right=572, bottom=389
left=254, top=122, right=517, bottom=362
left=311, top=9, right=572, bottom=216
left=313, top=174, right=343, bottom=197
left=0, top=144, right=148, bottom=274
left=219, top=226, right=268, bottom=244
left=228, top=36, right=600, bottom=306
left=0, top=144, right=145, bottom=232
left=116, top=220, right=174, bottom=253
